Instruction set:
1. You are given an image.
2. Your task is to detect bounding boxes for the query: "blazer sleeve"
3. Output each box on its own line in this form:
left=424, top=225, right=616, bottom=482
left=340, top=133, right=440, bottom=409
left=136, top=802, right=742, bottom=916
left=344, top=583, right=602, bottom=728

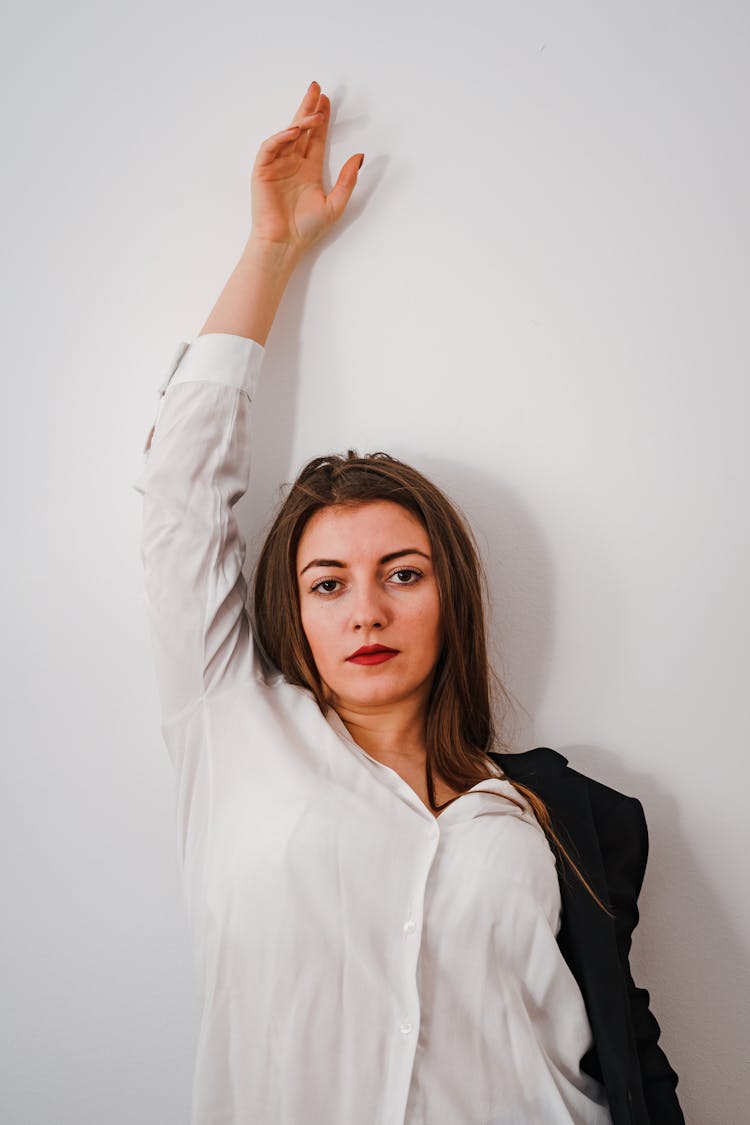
left=597, top=795, right=686, bottom=1124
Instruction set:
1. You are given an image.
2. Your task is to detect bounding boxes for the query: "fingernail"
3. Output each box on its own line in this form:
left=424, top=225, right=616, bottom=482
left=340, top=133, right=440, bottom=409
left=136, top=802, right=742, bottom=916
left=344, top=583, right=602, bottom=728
left=358, top=154, right=365, bottom=170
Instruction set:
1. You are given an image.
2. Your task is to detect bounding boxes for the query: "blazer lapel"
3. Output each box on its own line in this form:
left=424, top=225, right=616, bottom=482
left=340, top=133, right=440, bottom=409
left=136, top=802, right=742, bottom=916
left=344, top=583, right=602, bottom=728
left=492, top=748, right=634, bottom=1119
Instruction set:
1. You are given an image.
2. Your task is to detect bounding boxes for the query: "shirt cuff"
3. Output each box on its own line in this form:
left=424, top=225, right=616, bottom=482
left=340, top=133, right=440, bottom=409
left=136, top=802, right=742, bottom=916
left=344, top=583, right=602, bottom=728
left=160, top=333, right=266, bottom=400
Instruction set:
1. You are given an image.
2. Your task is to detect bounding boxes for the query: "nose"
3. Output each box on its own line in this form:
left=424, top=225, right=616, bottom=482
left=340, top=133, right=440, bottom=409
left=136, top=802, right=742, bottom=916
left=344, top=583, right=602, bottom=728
left=352, top=580, right=387, bottom=631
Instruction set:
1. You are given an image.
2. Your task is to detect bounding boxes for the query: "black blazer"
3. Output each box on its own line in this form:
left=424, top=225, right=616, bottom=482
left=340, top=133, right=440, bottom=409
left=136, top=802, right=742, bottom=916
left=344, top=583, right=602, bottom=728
left=492, top=747, right=685, bottom=1125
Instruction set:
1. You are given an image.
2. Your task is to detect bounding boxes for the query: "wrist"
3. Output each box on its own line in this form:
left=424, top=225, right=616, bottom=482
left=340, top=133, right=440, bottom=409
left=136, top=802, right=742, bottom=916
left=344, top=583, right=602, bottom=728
left=197, top=236, right=299, bottom=346
left=241, top=234, right=302, bottom=280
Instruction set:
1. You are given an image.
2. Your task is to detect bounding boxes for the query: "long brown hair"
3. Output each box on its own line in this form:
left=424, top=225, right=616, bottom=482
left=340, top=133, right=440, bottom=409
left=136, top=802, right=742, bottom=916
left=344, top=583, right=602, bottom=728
left=252, top=450, right=612, bottom=917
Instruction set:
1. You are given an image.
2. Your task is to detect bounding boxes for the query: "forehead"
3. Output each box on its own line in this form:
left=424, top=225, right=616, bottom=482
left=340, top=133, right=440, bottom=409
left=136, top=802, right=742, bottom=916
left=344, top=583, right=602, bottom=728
left=296, top=501, right=429, bottom=555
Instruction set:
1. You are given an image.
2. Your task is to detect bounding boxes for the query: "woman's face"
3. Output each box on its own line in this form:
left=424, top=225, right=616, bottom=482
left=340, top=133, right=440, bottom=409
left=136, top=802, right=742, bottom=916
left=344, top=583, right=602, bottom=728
left=296, top=500, right=443, bottom=716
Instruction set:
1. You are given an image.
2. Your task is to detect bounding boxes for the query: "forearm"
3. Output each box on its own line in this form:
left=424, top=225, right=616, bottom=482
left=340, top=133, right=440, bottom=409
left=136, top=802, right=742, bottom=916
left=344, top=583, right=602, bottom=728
left=198, top=237, right=300, bottom=347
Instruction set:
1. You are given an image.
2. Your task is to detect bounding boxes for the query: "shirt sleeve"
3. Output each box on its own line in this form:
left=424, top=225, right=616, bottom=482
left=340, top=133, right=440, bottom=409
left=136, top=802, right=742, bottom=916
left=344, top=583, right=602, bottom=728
left=132, top=333, right=269, bottom=726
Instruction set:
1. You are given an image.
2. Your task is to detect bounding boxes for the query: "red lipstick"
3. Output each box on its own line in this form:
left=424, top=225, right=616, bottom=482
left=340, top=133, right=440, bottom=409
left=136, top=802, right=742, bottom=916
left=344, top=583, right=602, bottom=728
left=346, top=644, right=399, bottom=665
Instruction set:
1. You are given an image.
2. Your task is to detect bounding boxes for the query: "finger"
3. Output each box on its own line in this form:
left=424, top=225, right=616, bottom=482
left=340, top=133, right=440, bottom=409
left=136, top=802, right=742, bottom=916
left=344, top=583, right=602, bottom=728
left=287, top=82, right=325, bottom=157
left=291, top=80, right=322, bottom=125
left=301, top=92, right=330, bottom=164
left=255, top=81, right=324, bottom=169
left=325, top=153, right=364, bottom=224
left=255, top=114, right=324, bottom=167
left=291, top=90, right=326, bottom=160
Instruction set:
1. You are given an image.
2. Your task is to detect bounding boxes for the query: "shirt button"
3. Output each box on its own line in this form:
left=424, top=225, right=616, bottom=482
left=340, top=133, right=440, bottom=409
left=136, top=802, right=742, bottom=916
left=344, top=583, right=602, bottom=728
left=399, top=1021, right=413, bottom=1035
left=403, top=920, right=416, bottom=934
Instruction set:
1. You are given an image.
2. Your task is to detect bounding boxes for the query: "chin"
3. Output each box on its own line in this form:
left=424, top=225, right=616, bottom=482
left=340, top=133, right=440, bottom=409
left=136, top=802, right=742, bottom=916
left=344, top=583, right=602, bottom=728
left=342, top=683, right=418, bottom=710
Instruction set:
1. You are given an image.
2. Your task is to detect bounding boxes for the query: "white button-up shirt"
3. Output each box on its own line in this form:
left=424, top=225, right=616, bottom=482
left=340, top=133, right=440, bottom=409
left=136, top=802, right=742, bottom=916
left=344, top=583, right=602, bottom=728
left=133, top=333, right=612, bottom=1125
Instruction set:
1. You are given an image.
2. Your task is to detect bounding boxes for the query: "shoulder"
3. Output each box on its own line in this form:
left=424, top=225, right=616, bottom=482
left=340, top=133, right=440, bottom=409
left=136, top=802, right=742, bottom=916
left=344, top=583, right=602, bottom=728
left=495, top=746, right=636, bottom=796
left=494, top=747, right=651, bottom=894
left=493, top=746, right=647, bottom=833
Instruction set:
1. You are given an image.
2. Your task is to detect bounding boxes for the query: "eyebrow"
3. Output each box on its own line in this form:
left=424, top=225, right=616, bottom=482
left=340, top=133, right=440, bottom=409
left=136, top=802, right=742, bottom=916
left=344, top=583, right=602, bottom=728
left=299, top=548, right=431, bottom=576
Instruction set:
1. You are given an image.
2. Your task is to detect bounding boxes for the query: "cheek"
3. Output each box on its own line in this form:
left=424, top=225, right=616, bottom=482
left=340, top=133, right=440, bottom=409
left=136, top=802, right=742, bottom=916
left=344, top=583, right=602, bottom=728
left=426, top=597, right=444, bottom=652
left=407, top=595, right=443, bottom=650
left=299, top=602, right=334, bottom=661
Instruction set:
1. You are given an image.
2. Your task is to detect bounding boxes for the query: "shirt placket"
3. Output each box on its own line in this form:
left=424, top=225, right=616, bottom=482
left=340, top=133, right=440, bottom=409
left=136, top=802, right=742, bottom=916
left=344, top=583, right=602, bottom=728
left=390, top=812, right=442, bottom=1125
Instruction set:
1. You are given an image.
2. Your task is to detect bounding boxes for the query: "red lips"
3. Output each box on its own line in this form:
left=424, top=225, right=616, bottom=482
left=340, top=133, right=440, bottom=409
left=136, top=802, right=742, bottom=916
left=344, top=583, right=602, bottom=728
left=347, top=644, right=399, bottom=660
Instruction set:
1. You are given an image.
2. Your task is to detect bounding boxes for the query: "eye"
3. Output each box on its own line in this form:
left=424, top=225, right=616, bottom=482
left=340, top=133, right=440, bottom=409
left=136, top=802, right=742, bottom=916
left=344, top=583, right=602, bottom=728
left=310, top=578, right=342, bottom=595
left=388, top=567, right=422, bottom=585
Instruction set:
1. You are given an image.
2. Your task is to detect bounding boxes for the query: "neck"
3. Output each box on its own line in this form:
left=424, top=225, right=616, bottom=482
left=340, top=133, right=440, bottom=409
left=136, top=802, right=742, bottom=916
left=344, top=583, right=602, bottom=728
left=333, top=700, right=428, bottom=764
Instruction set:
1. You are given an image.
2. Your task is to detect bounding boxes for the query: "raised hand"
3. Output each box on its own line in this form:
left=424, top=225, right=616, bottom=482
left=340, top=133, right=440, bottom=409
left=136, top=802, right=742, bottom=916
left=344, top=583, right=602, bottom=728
left=250, top=81, right=364, bottom=259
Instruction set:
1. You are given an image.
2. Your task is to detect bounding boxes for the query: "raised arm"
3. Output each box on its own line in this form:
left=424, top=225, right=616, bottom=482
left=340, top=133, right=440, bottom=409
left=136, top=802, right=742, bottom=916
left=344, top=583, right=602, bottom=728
left=133, top=82, right=363, bottom=728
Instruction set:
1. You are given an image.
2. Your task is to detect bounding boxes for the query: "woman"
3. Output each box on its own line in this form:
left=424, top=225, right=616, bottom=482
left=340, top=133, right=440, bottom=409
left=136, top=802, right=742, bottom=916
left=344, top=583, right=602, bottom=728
left=133, top=81, right=684, bottom=1124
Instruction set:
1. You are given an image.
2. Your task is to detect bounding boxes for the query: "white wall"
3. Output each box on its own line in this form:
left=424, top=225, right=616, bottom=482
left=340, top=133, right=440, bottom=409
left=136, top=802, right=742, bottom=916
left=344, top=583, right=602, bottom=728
left=3, top=2, right=747, bottom=1121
